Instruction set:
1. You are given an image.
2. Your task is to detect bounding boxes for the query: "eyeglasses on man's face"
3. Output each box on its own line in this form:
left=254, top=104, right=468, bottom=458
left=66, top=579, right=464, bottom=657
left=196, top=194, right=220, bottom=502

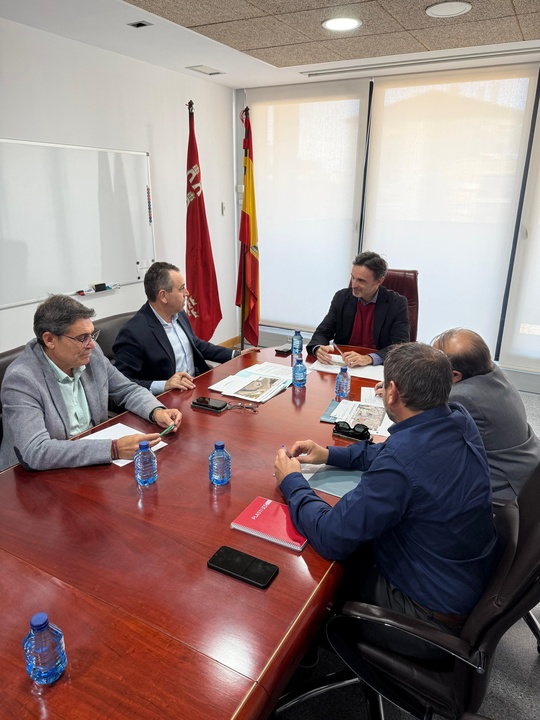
left=61, top=329, right=101, bottom=348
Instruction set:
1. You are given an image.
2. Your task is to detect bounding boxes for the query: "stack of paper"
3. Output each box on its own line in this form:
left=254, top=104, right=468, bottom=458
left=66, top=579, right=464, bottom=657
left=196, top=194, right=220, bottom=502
left=309, top=358, right=384, bottom=382
left=208, top=362, right=296, bottom=403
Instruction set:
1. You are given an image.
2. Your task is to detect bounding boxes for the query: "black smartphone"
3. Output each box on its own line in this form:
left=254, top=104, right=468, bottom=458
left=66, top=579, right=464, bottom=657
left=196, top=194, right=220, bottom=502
left=191, top=396, right=228, bottom=413
left=275, top=343, right=292, bottom=357
left=207, top=546, right=279, bottom=589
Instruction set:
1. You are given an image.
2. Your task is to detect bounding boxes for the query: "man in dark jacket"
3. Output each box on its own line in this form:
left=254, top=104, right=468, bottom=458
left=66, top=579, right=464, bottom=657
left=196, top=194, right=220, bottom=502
left=114, top=262, right=243, bottom=394
left=306, top=251, right=410, bottom=366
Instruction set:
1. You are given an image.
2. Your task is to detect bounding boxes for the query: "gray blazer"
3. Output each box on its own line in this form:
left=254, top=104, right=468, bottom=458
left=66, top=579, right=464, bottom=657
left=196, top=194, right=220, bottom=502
left=450, top=364, right=540, bottom=496
left=0, top=339, right=163, bottom=472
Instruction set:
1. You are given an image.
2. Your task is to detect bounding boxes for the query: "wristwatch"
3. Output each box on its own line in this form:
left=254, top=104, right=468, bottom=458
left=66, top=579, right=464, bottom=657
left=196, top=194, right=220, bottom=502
left=149, top=406, right=166, bottom=423
left=233, top=349, right=241, bottom=358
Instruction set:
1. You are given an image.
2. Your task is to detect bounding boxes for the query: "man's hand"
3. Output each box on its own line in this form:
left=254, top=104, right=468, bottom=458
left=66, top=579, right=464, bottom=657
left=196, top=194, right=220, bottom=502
left=342, top=351, right=373, bottom=367
left=374, top=381, right=384, bottom=397
left=274, top=448, right=301, bottom=484
left=289, top=440, right=329, bottom=465
left=153, top=407, right=182, bottom=431
left=116, top=432, right=161, bottom=460
left=315, top=345, right=334, bottom=364
left=164, top=372, right=195, bottom=392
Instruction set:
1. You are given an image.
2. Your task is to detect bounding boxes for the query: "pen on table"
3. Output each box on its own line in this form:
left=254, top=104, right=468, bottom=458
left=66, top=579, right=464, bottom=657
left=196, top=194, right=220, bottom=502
left=159, top=423, right=175, bottom=437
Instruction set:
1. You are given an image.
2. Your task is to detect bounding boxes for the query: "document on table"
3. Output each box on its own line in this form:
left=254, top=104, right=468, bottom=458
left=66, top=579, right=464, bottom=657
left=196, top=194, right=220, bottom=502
left=320, top=392, right=391, bottom=436
left=331, top=400, right=388, bottom=435
left=84, top=422, right=168, bottom=466
left=208, top=362, right=297, bottom=403
left=309, top=359, right=384, bottom=382
left=302, top=463, right=362, bottom=498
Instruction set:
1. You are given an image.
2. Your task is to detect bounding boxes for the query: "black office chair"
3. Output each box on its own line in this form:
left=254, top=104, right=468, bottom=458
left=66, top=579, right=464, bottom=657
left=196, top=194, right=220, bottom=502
left=0, top=344, right=25, bottom=445
left=275, top=461, right=540, bottom=720
left=93, top=311, right=135, bottom=363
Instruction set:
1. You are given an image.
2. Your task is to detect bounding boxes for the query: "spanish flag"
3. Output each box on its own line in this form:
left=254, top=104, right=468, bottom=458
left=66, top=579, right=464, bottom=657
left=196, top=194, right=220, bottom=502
left=235, top=107, right=259, bottom=347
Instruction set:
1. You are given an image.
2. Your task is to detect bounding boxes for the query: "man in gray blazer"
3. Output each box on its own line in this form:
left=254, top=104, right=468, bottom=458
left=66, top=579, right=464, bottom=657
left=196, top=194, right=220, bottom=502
left=0, top=295, right=181, bottom=472
left=433, top=328, right=540, bottom=498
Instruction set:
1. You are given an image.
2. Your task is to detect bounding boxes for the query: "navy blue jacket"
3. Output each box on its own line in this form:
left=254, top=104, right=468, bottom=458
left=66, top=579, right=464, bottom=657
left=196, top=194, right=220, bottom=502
left=113, top=302, right=232, bottom=390
left=280, top=404, right=498, bottom=615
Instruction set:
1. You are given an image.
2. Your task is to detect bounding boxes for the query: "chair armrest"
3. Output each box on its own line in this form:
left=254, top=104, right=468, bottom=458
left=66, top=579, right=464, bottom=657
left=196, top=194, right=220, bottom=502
left=340, top=601, right=486, bottom=672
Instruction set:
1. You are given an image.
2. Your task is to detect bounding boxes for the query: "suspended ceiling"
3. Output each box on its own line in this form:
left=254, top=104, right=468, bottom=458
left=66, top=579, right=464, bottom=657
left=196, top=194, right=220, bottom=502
left=0, top=0, right=539, bottom=88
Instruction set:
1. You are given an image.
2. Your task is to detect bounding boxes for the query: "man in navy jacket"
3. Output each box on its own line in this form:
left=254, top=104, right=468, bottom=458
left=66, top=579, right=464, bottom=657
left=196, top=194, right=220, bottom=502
left=275, top=343, right=497, bottom=657
left=114, top=262, right=240, bottom=394
left=306, top=251, right=410, bottom=367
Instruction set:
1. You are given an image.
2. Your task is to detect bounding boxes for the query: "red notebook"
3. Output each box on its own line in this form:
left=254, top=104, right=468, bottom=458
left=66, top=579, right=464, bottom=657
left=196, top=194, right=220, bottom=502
left=230, top=497, right=307, bottom=552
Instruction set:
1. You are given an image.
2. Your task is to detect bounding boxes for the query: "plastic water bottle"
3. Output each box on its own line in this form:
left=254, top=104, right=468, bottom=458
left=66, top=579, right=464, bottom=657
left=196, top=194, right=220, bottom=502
left=335, top=366, right=351, bottom=401
left=292, top=358, right=307, bottom=388
left=209, top=441, right=231, bottom=486
left=134, top=440, right=157, bottom=486
left=291, top=330, right=303, bottom=360
left=22, top=612, right=67, bottom=685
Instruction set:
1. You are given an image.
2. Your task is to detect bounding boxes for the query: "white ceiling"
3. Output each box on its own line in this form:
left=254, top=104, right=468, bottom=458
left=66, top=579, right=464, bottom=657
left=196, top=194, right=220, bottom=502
left=1, top=0, right=540, bottom=89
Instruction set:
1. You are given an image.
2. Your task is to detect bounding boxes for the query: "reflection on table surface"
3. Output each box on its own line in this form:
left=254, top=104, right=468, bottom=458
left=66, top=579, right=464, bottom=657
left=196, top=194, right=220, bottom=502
left=1, top=346, right=378, bottom=719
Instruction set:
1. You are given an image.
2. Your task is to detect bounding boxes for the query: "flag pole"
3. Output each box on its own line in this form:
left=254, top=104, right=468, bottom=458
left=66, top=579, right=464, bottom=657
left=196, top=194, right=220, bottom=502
left=239, top=107, right=250, bottom=350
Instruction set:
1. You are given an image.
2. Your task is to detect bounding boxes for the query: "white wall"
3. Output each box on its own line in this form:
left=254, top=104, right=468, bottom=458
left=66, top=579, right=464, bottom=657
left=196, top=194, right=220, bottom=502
left=0, top=18, right=237, bottom=351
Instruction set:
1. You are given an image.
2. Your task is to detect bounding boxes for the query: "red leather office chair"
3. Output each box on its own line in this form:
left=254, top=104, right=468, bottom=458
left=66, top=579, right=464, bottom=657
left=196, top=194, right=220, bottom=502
left=382, top=269, right=419, bottom=342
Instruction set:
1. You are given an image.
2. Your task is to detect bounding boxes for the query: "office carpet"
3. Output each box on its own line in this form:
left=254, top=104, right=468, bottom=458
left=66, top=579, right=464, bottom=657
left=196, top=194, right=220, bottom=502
left=276, top=390, right=540, bottom=720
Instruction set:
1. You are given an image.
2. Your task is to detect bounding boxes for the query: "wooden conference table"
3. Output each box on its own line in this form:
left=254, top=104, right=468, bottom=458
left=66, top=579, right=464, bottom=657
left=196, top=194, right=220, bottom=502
left=0, top=346, right=378, bottom=720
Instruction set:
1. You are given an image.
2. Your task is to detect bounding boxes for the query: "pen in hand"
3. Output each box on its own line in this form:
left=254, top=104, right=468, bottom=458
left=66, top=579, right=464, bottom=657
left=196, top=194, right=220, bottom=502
left=159, top=424, right=175, bottom=437
left=282, top=444, right=293, bottom=458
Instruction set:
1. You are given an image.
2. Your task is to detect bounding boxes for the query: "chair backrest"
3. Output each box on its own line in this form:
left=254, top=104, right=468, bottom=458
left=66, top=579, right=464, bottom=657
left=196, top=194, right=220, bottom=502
left=382, top=269, right=419, bottom=342
left=0, top=344, right=26, bottom=443
left=93, top=312, right=135, bottom=362
left=460, top=461, right=540, bottom=708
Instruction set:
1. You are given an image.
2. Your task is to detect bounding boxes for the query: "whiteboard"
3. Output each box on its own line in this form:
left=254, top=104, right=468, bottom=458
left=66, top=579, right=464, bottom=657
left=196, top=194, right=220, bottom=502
left=0, top=139, right=155, bottom=308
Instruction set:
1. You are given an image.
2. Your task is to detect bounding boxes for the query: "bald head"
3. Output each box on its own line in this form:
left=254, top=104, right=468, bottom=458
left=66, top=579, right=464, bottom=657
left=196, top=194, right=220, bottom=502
left=432, top=328, right=493, bottom=381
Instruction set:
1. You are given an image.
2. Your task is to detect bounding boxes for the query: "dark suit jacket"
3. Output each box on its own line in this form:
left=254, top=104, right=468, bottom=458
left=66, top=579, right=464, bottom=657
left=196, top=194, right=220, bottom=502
left=113, top=302, right=233, bottom=389
left=306, top=286, right=410, bottom=360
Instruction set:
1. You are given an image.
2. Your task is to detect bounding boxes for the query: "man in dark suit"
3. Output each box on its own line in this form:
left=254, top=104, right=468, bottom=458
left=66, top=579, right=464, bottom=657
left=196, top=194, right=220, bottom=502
left=113, top=262, right=243, bottom=394
left=306, top=251, right=410, bottom=367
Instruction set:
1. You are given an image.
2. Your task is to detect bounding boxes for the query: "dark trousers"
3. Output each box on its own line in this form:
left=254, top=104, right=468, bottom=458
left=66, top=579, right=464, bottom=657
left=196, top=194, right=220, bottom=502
left=337, top=546, right=463, bottom=660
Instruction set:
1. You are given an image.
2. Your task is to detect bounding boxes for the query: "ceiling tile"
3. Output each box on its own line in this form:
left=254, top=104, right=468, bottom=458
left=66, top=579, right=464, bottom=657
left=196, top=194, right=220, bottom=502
left=322, top=30, right=427, bottom=59
left=513, top=0, right=540, bottom=13
left=193, top=16, right=312, bottom=50
left=519, top=12, right=540, bottom=41
left=246, top=41, right=345, bottom=66
left=123, top=0, right=266, bottom=27
left=277, top=2, right=403, bottom=40
left=411, top=17, right=524, bottom=51
left=246, top=0, right=371, bottom=12
left=379, top=0, right=516, bottom=31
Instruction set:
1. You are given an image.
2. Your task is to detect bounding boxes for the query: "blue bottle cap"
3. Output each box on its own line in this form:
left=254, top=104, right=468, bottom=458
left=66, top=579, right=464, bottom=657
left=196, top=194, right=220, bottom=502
left=214, top=441, right=225, bottom=450
left=30, top=612, right=49, bottom=630
left=139, top=440, right=150, bottom=450
left=340, top=366, right=348, bottom=372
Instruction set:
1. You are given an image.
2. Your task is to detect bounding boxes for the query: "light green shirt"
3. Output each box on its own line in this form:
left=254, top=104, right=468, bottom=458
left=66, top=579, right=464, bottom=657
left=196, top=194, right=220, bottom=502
left=43, top=350, right=92, bottom=437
